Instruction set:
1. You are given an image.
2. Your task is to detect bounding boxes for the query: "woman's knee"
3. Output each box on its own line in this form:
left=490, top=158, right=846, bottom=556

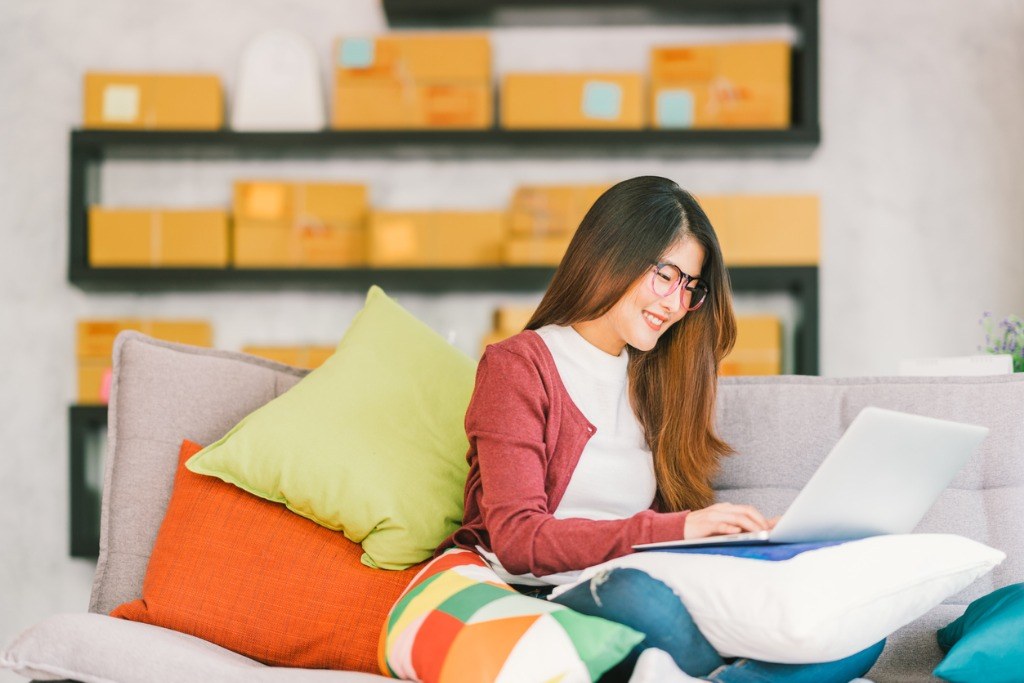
left=553, top=567, right=687, bottom=618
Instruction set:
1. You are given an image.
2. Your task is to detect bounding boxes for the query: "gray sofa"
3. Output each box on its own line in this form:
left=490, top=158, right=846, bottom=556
left=3, top=330, right=1022, bottom=682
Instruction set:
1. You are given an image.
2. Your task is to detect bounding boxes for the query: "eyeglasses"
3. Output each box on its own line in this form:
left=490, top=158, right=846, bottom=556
left=649, top=262, right=709, bottom=311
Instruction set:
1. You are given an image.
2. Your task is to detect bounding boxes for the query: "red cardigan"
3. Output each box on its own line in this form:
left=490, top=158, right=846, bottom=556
left=437, top=329, right=690, bottom=577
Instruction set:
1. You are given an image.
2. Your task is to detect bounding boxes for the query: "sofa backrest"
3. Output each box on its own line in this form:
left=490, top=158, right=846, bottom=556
left=713, top=375, right=1024, bottom=605
left=89, top=331, right=312, bottom=615
left=90, top=332, right=1024, bottom=614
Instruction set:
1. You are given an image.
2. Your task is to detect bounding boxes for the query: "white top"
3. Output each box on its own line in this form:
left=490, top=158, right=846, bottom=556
left=478, top=323, right=657, bottom=586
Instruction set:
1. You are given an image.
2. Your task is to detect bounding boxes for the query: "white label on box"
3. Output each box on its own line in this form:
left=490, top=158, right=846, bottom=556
left=102, top=84, right=140, bottom=122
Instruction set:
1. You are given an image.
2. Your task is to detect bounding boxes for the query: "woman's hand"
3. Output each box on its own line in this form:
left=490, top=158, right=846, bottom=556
left=682, top=503, right=774, bottom=540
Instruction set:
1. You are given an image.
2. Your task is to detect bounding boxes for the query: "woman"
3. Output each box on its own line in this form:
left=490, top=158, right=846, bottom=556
left=438, top=176, right=883, bottom=682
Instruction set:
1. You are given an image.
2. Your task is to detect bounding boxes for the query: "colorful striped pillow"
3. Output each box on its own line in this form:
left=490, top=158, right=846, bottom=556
left=379, top=549, right=643, bottom=682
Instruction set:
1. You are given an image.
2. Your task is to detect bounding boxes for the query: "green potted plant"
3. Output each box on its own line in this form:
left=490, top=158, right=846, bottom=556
left=979, top=312, right=1024, bottom=372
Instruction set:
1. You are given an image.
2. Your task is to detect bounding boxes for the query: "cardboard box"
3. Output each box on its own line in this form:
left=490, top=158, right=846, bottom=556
left=77, top=319, right=212, bottom=403
left=89, top=208, right=230, bottom=267
left=696, top=195, right=819, bottom=266
left=720, top=316, right=782, bottom=376
left=333, top=81, right=492, bottom=129
left=77, top=319, right=213, bottom=359
left=650, top=41, right=790, bottom=129
left=335, top=34, right=491, bottom=83
left=508, top=184, right=610, bottom=236
left=502, top=235, right=574, bottom=266
left=242, top=346, right=335, bottom=369
left=332, top=33, right=493, bottom=130
left=494, top=305, right=537, bottom=333
left=368, top=210, right=506, bottom=266
left=501, top=73, right=645, bottom=129
left=83, top=73, right=223, bottom=130
left=232, top=181, right=368, bottom=267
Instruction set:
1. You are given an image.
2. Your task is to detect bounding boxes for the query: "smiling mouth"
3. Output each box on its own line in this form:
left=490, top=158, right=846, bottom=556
left=642, top=310, right=665, bottom=330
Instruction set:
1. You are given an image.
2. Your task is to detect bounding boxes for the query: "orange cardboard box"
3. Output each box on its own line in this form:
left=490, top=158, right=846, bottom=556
left=332, top=33, right=493, bottom=130
left=83, top=73, right=223, bottom=130
left=242, top=346, right=335, bottom=369
left=368, top=210, right=506, bottom=266
left=332, top=81, right=492, bottom=129
left=335, top=34, right=491, bottom=83
left=77, top=319, right=213, bottom=359
left=720, top=316, right=782, bottom=376
left=89, top=208, right=229, bottom=267
left=494, top=305, right=537, bottom=333
left=501, top=73, right=645, bottom=130
left=502, top=235, right=574, bottom=266
left=650, top=41, right=790, bottom=129
left=508, top=184, right=610, bottom=236
left=77, top=319, right=212, bottom=403
left=232, top=181, right=368, bottom=267
left=696, top=195, right=819, bottom=266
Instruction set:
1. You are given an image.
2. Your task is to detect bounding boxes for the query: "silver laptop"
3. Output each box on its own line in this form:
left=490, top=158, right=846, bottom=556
left=633, top=406, right=989, bottom=550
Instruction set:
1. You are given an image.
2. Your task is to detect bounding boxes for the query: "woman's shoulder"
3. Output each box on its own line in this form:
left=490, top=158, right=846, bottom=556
left=483, top=328, right=546, bottom=361
left=479, top=329, right=558, bottom=383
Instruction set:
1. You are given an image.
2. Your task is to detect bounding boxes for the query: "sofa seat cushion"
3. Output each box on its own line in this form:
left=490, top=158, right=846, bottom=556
left=0, top=613, right=390, bottom=682
left=866, top=603, right=964, bottom=682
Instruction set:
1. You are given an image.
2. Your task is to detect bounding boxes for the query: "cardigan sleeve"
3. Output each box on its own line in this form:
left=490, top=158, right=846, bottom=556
left=468, top=345, right=689, bottom=577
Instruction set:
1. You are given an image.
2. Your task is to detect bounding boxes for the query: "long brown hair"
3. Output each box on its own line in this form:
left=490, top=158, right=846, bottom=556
left=525, top=176, right=737, bottom=512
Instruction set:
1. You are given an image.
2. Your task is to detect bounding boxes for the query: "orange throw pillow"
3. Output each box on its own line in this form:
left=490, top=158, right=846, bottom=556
left=111, top=439, right=424, bottom=672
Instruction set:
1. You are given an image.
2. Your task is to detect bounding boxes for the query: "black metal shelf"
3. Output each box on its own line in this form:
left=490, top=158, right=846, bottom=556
left=70, top=405, right=108, bottom=559
left=383, top=0, right=819, bottom=146
left=68, top=265, right=561, bottom=293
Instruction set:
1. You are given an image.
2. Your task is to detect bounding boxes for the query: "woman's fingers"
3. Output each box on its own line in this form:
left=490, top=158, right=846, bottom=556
left=714, top=503, right=770, bottom=531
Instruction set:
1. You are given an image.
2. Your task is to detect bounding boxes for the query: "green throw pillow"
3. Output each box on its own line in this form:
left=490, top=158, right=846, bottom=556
left=934, top=582, right=1024, bottom=682
left=186, top=285, right=477, bottom=570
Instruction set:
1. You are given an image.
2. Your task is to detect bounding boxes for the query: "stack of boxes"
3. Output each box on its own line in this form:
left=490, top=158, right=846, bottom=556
left=367, top=210, right=506, bottom=267
left=232, top=181, right=369, bottom=267
left=332, top=34, right=493, bottom=129
left=83, top=73, right=223, bottom=130
left=504, top=184, right=610, bottom=265
left=77, top=320, right=212, bottom=404
left=650, top=41, right=790, bottom=129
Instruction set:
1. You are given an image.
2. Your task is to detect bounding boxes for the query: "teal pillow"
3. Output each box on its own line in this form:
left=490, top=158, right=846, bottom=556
left=186, top=285, right=477, bottom=570
left=934, top=583, right=1024, bottom=682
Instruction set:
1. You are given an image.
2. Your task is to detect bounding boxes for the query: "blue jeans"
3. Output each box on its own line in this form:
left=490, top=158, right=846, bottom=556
left=540, top=568, right=885, bottom=683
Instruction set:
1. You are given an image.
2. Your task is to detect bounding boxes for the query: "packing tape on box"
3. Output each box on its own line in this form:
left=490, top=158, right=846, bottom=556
left=292, top=183, right=331, bottom=263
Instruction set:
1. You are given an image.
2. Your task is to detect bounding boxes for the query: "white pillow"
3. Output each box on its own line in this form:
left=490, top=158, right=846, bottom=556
left=548, top=534, right=1005, bottom=664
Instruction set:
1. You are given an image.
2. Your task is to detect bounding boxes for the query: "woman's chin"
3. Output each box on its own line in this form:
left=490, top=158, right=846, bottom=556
left=629, top=332, right=660, bottom=352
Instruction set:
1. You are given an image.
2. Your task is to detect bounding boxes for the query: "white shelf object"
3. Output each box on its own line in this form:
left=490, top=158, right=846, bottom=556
left=231, top=30, right=325, bottom=131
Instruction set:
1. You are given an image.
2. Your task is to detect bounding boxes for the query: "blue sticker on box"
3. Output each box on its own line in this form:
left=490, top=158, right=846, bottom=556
left=338, top=38, right=374, bottom=68
left=657, top=89, right=695, bottom=128
left=582, top=81, right=622, bottom=120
